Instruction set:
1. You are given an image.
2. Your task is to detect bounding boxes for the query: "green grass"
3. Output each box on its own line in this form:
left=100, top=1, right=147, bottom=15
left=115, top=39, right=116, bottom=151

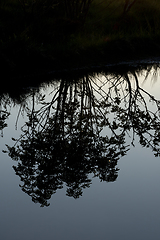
left=80, top=0, right=160, bottom=45
left=1, top=0, right=160, bottom=73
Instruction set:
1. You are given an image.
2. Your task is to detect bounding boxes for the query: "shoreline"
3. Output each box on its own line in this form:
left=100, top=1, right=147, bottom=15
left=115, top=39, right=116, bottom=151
left=1, top=39, right=160, bottom=98
left=1, top=37, right=160, bottom=80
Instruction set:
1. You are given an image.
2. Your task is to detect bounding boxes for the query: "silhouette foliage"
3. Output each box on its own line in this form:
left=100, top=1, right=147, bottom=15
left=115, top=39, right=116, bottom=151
left=6, top=66, right=160, bottom=206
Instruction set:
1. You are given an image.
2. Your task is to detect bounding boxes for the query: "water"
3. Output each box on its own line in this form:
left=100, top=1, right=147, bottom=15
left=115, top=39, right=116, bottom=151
left=1, top=65, right=160, bottom=240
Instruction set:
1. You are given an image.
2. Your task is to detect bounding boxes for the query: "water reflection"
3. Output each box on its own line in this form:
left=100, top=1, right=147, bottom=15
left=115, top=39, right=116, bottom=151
left=0, top=94, right=11, bottom=136
left=3, top=65, right=160, bottom=206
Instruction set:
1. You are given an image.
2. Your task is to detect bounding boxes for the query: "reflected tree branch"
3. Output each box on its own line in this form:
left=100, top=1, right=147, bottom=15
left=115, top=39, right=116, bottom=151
left=4, top=65, right=160, bottom=206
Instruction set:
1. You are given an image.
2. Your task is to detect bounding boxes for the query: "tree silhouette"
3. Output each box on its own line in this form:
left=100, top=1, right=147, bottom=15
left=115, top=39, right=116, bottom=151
left=6, top=66, right=160, bottom=206
left=0, top=94, right=11, bottom=136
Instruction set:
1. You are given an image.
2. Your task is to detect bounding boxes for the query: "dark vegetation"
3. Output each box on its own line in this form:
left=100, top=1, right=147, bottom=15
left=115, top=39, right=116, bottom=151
left=1, top=0, right=160, bottom=75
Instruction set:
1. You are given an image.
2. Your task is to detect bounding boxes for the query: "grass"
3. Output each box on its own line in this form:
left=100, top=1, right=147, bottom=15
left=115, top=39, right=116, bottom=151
left=1, top=0, right=160, bottom=75
left=80, top=0, right=160, bottom=44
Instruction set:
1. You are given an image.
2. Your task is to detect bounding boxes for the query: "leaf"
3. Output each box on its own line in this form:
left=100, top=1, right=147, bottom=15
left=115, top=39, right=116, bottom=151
left=2, top=150, right=7, bottom=153
left=11, top=137, right=17, bottom=141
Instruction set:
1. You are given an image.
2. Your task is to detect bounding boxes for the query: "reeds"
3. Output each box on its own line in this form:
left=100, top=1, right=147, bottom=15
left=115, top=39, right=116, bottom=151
left=64, top=0, right=93, bottom=23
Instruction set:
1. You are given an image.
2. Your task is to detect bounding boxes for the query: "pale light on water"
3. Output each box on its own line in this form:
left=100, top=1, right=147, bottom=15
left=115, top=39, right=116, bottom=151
left=0, top=66, right=160, bottom=240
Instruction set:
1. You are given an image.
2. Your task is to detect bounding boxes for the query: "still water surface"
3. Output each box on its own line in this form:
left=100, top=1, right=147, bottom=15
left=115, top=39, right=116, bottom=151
left=1, top=66, right=160, bottom=240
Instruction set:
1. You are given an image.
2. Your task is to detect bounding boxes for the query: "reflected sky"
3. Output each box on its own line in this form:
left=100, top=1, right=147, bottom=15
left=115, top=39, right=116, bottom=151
left=0, top=65, right=160, bottom=240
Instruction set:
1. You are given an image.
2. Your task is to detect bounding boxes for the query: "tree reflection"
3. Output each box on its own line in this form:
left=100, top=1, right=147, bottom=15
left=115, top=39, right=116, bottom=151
left=0, top=94, right=11, bottom=136
left=6, top=67, right=160, bottom=206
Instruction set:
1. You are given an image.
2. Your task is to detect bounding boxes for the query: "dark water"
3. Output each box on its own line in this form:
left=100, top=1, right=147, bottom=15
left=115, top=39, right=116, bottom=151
left=1, top=65, right=160, bottom=240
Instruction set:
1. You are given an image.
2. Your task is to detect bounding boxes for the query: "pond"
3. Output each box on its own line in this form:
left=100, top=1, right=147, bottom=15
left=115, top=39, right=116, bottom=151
left=1, top=64, right=160, bottom=240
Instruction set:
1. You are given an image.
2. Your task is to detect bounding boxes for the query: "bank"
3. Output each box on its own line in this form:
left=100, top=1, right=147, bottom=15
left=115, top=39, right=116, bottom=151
left=1, top=0, right=160, bottom=78
left=1, top=36, right=160, bottom=77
